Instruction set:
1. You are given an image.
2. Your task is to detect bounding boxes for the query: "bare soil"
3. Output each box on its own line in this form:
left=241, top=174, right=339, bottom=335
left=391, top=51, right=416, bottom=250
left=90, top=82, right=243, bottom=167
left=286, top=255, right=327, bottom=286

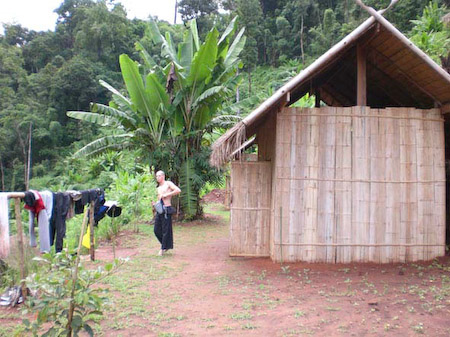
left=201, top=189, right=226, bottom=204
left=1, top=205, right=450, bottom=337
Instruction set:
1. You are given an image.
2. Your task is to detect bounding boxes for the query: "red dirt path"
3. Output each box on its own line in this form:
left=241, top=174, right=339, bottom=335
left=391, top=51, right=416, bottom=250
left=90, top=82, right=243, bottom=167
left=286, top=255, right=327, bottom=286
left=93, top=210, right=450, bottom=337
left=1, top=205, right=450, bottom=336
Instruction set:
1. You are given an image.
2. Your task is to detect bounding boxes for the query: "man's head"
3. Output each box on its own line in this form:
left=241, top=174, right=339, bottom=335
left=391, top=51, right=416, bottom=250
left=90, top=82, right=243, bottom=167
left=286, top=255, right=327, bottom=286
left=156, top=170, right=165, bottom=184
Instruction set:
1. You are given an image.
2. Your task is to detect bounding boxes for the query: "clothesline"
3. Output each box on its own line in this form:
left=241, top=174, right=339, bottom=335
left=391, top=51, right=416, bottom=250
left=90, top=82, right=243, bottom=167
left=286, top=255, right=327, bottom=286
left=1, top=189, right=109, bottom=300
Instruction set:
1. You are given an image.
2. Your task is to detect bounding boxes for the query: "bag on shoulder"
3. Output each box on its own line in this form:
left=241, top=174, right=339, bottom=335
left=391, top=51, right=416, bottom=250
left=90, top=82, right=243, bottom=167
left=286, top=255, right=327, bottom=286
left=153, top=199, right=164, bottom=214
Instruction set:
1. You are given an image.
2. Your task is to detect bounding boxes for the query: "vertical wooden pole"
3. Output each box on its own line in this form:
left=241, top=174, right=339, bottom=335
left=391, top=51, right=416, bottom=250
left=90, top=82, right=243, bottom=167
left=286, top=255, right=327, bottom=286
left=279, top=206, right=283, bottom=264
left=357, top=44, right=367, bottom=106
left=67, top=208, right=89, bottom=337
left=14, top=198, right=26, bottom=299
left=89, top=201, right=95, bottom=261
left=315, top=88, right=321, bottom=108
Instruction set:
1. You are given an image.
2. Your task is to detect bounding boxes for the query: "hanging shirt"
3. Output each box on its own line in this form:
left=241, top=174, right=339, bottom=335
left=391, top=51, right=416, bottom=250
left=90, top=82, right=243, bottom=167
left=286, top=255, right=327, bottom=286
left=0, top=193, right=10, bottom=258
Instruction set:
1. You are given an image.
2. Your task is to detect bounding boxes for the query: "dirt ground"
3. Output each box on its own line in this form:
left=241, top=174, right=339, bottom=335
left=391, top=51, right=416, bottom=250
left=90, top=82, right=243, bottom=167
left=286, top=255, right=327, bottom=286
left=1, top=203, right=450, bottom=337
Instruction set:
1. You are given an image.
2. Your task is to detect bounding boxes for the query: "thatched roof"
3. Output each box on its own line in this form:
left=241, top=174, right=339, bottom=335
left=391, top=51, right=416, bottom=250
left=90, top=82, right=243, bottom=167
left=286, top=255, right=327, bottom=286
left=210, top=10, right=450, bottom=168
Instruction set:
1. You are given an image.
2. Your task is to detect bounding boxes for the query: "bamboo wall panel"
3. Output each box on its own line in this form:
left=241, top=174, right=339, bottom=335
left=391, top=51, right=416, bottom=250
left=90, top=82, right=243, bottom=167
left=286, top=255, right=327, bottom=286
left=230, top=162, right=271, bottom=257
left=271, top=106, right=445, bottom=263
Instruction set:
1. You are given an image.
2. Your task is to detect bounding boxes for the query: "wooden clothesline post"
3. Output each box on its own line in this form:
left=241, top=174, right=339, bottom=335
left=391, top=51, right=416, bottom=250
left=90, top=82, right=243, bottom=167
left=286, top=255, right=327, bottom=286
left=3, top=191, right=99, bottom=303
left=13, top=197, right=27, bottom=300
left=89, top=201, right=95, bottom=261
left=5, top=193, right=27, bottom=300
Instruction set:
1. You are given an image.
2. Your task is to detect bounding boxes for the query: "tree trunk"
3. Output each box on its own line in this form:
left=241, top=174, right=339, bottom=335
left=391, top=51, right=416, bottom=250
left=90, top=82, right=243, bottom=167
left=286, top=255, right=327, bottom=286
left=248, top=68, right=252, bottom=96
left=236, top=69, right=240, bottom=115
left=174, top=1, right=178, bottom=24
left=26, top=122, right=32, bottom=190
left=300, top=15, right=305, bottom=65
left=0, top=157, right=4, bottom=191
left=14, top=124, right=28, bottom=190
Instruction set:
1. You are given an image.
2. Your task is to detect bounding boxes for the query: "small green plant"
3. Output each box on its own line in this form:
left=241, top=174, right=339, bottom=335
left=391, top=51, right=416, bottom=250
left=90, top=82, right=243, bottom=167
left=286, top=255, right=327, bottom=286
left=230, top=311, right=253, bottom=320
left=294, top=309, right=306, bottom=318
left=22, top=250, right=125, bottom=336
left=281, top=265, right=290, bottom=274
left=412, top=322, right=424, bottom=334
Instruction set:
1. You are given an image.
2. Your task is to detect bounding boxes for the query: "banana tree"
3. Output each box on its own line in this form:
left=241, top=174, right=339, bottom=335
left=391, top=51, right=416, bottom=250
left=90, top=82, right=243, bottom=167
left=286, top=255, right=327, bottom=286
left=147, top=17, right=246, bottom=218
left=68, top=18, right=246, bottom=219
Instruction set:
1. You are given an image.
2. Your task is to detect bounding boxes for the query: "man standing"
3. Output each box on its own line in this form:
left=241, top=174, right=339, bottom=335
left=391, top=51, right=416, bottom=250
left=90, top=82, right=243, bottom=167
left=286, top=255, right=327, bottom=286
left=153, top=170, right=181, bottom=256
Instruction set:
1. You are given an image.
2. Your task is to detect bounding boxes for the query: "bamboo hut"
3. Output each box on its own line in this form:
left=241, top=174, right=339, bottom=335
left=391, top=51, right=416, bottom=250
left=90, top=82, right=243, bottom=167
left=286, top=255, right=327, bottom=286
left=211, top=6, right=450, bottom=263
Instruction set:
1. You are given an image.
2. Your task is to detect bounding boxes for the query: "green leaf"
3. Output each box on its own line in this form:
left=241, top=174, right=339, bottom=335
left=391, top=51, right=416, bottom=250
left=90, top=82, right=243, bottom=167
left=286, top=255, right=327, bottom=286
left=119, top=54, right=157, bottom=130
left=135, top=42, right=157, bottom=68
left=187, top=28, right=219, bottom=86
left=73, top=134, right=133, bottom=158
left=67, top=111, right=117, bottom=126
left=99, top=80, right=131, bottom=107
left=180, top=159, right=197, bottom=219
left=146, top=73, right=169, bottom=112
left=192, top=86, right=227, bottom=108
left=84, top=323, right=94, bottom=337
left=148, top=19, right=163, bottom=45
left=190, top=19, right=200, bottom=51
left=193, top=105, right=212, bottom=129
left=91, top=103, right=137, bottom=129
left=178, top=30, right=194, bottom=70
left=71, top=315, right=83, bottom=330
left=104, top=263, right=113, bottom=272
left=219, top=16, right=238, bottom=45
left=224, top=28, right=246, bottom=69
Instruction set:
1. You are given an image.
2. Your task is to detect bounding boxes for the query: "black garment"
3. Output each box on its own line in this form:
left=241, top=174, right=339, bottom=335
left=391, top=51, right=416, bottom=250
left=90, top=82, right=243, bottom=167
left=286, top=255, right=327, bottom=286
left=154, top=208, right=174, bottom=250
left=74, top=189, right=105, bottom=221
left=49, top=192, right=70, bottom=252
left=74, top=190, right=90, bottom=214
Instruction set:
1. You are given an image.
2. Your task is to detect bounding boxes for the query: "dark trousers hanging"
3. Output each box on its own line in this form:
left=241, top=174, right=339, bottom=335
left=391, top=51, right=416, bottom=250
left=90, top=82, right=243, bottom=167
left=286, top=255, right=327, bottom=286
left=50, top=193, right=70, bottom=253
left=154, top=212, right=173, bottom=250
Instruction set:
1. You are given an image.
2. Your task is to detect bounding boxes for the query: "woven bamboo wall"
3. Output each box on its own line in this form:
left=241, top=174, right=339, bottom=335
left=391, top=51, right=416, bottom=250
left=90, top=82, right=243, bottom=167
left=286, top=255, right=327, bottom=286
left=230, top=161, right=272, bottom=257
left=271, top=107, right=445, bottom=263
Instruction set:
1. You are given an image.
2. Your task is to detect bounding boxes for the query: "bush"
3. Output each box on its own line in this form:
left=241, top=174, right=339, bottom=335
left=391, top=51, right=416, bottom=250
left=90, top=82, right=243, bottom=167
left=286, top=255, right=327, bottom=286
left=22, top=250, right=125, bottom=336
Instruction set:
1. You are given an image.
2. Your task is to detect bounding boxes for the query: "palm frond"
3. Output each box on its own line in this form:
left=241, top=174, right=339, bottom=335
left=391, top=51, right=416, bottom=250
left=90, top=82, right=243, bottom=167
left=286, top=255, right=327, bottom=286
left=99, top=80, right=132, bottom=107
left=180, top=159, right=197, bottom=219
left=67, top=111, right=117, bottom=126
left=73, top=134, right=133, bottom=158
left=91, top=103, right=138, bottom=129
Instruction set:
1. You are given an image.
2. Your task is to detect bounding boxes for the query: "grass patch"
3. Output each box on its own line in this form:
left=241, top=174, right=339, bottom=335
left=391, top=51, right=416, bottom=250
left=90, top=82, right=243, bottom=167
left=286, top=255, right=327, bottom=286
left=230, top=311, right=253, bottom=320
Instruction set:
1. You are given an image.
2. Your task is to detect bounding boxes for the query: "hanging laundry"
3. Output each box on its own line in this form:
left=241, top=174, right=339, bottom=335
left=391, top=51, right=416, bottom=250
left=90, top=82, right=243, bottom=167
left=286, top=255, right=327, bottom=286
left=0, top=193, right=10, bottom=258
left=67, top=190, right=82, bottom=219
left=27, top=190, right=50, bottom=253
left=49, top=192, right=70, bottom=253
left=82, top=226, right=95, bottom=249
left=74, top=189, right=105, bottom=225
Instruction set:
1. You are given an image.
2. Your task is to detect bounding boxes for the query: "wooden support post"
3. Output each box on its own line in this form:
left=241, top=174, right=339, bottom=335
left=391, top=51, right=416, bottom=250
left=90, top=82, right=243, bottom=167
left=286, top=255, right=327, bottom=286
left=315, top=88, right=321, bottom=108
left=14, top=198, right=26, bottom=300
left=89, top=201, right=95, bottom=261
left=357, top=44, right=367, bottom=106
left=67, top=206, right=89, bottom=336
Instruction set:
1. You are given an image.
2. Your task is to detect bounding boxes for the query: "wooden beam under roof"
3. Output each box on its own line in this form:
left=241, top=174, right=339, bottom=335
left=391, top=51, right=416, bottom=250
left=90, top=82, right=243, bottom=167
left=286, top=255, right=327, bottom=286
left=367, top=48, right=437, bottom=107
left=357, top=44, right=367, bottom=106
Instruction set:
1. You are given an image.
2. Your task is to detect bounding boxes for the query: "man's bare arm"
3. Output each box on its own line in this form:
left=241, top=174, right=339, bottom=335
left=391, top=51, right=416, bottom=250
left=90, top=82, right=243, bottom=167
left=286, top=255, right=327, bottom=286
left=163, top=181, right=181, bottom=198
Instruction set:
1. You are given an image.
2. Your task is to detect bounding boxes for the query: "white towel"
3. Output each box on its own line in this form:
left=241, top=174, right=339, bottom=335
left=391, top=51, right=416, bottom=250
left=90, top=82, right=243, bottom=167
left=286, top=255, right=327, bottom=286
left=29, top=191, right=52, bottom=253
left=0, top=193, right=10, bottom=258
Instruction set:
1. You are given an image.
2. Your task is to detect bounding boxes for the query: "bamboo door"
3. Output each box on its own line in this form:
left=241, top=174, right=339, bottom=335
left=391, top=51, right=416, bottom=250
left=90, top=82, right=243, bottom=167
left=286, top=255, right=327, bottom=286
left=229, top=161, right=272, bottom=257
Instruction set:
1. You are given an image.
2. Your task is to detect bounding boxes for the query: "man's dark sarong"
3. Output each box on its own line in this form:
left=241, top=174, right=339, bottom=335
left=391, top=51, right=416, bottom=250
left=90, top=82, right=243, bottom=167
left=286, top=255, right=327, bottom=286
left=154, top=207, right=174, bottom=250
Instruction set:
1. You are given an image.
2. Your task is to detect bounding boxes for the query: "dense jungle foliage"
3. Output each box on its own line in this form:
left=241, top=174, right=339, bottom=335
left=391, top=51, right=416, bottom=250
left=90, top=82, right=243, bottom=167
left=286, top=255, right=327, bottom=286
left=0, top=0, right=449, bottom=206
